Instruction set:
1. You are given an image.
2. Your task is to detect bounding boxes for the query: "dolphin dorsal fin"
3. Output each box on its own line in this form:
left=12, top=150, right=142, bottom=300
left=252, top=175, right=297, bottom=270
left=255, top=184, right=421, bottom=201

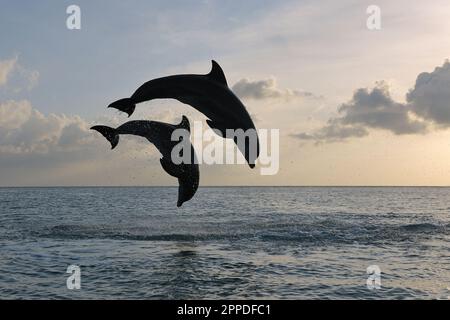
left=177, top=115, right=191, bottom=132
left=207, top=60, right=228, bottom=86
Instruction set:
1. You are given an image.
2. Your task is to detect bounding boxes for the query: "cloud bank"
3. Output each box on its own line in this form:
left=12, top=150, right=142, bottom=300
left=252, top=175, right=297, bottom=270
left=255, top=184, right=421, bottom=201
left=0, top=100, right=94, bottom=154
left=295, top=61, right=450, bottom=143
left=0, top=99, right=168, bottom=186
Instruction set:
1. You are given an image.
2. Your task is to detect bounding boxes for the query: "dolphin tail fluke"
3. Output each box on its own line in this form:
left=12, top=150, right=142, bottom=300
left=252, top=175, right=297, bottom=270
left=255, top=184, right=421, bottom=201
left=90, top=125, right=120, bottom=149
left=107, top=98, right=136, bottom=117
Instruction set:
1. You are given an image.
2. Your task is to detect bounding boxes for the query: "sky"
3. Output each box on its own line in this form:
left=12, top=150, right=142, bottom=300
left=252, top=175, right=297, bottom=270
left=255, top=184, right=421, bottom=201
left=2, top=0, right=450, bottom=186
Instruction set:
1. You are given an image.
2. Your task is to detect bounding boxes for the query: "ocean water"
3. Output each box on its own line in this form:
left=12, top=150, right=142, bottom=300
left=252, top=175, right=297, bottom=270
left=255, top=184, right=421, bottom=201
left=0, top=186, right=449, bottom=300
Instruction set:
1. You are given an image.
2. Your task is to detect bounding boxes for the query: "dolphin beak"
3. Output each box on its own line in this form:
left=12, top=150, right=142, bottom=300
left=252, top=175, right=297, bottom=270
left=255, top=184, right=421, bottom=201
left=249, top=163, right=255, bottom=169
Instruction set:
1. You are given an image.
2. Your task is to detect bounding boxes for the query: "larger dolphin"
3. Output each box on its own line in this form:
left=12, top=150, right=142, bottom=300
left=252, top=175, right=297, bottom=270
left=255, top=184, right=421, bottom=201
left=91, top=116, right=199, bottom=207
left=107, top=60, right=259, bottom=168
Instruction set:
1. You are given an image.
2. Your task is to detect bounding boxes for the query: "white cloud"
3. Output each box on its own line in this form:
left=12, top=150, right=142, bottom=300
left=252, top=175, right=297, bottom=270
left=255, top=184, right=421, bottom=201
left=0, top=99, right=177, bottom=186
left=0, top=100, right=32, bottom=130
left=232, top=77, right=317, bottom=100
left=0, top=56, right=17, bottom=86
left=0, top=100, right=93, bottom=154
left=0, top=55, right=39, bottom=91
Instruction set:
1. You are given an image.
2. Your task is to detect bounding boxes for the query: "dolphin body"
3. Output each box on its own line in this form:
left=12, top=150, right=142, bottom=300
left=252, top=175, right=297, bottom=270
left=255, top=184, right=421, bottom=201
left=91, top=116, right=199, bottom=207
left=107, top=60, right=259, bottom=168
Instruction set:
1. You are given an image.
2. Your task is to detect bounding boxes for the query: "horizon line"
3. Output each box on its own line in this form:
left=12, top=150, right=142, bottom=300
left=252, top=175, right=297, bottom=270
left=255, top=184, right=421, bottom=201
left=2, top=185, right=450, bottom=188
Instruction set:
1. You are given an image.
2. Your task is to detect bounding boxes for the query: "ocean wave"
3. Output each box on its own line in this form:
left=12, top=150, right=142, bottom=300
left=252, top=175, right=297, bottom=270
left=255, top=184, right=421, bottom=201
left=20, top=221, right=450, bottom=244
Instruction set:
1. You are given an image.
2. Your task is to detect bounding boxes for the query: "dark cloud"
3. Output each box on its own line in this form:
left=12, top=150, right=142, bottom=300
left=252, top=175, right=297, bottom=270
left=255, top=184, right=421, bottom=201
left=292, top=120, right=369, bottom=143
left=295, top=61, right=450, bottom=143
left=337, top=84, right=427, bottom=135
left=407, top=61, right=450, bottom=126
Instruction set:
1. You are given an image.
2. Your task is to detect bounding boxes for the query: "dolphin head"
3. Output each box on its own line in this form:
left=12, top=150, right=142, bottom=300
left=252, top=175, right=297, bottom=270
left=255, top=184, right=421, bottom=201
left=232, top=124, right=259, bottom=169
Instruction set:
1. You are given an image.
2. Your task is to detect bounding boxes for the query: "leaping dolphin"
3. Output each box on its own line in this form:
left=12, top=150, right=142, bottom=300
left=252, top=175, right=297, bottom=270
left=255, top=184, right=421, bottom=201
left=91, top=116, right=199, bottom=207
left=107, top=60, right=259, bottom=168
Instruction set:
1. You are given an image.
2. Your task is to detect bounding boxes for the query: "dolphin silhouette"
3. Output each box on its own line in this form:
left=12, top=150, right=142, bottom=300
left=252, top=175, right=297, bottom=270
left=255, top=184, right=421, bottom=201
left=91, top=116, right=199, bottom=207
left=107, top=60, right=259, bottom=168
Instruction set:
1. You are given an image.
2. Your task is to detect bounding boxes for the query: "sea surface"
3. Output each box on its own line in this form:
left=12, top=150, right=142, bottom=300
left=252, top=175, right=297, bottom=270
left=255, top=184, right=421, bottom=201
left=0, top=187, right=449, bottom=299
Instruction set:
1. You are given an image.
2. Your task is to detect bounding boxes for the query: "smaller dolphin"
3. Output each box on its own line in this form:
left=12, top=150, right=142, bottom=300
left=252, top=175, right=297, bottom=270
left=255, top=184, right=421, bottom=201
left=107, top=60, right=259, bottom=168
left=91, top=116, right=199, bottom=207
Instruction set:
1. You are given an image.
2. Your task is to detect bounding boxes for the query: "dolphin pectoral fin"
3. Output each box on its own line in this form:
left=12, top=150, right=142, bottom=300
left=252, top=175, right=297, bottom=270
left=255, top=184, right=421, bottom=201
left=206, top=119, right=228, bottom=138
left=160, top=157, right=183, bottom=178
left=207, top=60, right=228, bottom=87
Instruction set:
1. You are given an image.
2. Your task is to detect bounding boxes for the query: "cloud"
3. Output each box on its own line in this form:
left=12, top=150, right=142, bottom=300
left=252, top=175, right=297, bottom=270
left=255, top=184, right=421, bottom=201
left=338, top=83, right=428, bottom=135
left=232, top=77, right=317, bottom=100
left=407, top=60, right=450, bottom=127
left=0, top=56, right=17, bottom=86
left=0, top=100, right=33, bottom=130
left=0, top=99, right=163, bottom=157
left=0, top=99, right=171, bottom=186
left=292, top=120, right=369, bottom=144
left=0, top=100, right=94, bottom=154
left=0, top=55, right=39, bottom=91
left=295, top=61, right=450, bottom=143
